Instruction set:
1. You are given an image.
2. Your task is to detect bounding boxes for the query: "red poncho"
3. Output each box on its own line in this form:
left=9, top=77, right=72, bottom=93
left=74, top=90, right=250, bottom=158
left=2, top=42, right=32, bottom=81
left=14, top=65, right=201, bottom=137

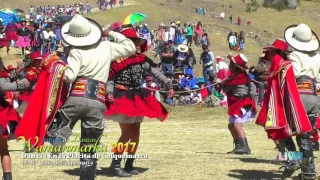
left=256, top=55, right=312, bottom=140
left=15, top=58, right=68, bottom=147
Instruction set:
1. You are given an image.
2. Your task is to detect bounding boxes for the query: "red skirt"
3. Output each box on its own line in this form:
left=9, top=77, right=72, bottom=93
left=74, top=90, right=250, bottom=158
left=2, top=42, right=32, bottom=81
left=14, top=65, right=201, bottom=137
left=5, top=31, right=18, bottom=41
left=0, top=102, right=21, bottom=138
left=105, top=88, right=169, bottom=122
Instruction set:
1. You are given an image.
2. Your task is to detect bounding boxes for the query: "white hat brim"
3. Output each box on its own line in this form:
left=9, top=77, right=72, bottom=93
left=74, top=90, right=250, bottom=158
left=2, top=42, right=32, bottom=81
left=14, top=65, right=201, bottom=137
left=61, top=17, right=102, bottom=47
left=177, top=45, right=189, bottom=53
left=284, top=25, right=320, bottom=52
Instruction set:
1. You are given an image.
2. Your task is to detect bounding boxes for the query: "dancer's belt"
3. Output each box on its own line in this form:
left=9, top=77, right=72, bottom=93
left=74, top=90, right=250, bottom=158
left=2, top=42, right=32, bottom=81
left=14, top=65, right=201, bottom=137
left=115, top=84, right=137, bottom=90
left=70, top=78, right=106, bottom=103
left=296, top=77, right=316, bottom=95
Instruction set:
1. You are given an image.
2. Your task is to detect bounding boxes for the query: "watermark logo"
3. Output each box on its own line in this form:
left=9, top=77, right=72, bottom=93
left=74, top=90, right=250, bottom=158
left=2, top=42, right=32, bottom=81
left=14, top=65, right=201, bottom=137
left=278, top=151, right=303, bottom=161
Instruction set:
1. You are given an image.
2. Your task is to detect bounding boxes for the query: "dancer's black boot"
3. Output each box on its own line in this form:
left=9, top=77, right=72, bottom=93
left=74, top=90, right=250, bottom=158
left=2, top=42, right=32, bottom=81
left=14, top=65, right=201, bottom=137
left=297, top=132, right=317, bottom=180
left=79, top=128, right=104, bottom=180
left=108, top=157, right=132, bottom=177
left=125, top=158, right=139, bottom=175
left=227, top=138, right=251, bottom=154
left=2, top=172, right=12, bottom=180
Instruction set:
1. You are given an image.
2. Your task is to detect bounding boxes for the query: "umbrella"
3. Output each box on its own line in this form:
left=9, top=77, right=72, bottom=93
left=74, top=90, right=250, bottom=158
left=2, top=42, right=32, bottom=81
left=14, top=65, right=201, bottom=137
left=123, top=13, right=146, bottom=25
left=15, top=9, right=25, bottom=14
left=0, top=8, right=17, bottom=14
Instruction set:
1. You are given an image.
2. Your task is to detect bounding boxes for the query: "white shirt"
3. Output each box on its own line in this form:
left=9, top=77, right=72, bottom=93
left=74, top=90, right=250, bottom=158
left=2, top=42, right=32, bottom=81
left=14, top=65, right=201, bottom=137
left=142, top=82, right=157, bottom=88
left=169, top=27, right=175, bottom=36
left=64, top=31, right=136, bottom=83
left=36, top=14, right=41, bottom=20
left=42, top=31, right=54, bottom=42
left=288, top=51, right=320, bottom=90
left=216, top=61, right=229, bottom=73
left=164, top=31, right=170, bottom=42
left=229, top=35, right=236, bottom=43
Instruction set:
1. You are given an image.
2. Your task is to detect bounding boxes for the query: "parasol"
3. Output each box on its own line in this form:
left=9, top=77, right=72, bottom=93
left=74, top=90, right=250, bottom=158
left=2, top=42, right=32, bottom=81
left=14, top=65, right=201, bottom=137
left=123, top=13, right=146, bottom=25
left=0, top=8, right=18, bottom=14
left=15, top=9, right=25, bottom=14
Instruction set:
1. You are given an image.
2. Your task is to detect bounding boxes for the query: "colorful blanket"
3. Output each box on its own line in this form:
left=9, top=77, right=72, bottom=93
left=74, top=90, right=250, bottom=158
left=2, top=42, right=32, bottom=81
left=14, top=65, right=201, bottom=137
left=256, top=55, right=312, bottom=140
left=15, top=59, right=67, bottom=147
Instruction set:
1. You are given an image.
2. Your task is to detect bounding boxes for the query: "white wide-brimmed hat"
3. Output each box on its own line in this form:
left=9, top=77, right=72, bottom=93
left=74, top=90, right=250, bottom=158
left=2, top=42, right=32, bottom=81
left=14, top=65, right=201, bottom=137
left=284, top=23, right=319, bottom=52
left=61, top=15, right=102, bottom=47
left=177, top=44, right=189, bottom=53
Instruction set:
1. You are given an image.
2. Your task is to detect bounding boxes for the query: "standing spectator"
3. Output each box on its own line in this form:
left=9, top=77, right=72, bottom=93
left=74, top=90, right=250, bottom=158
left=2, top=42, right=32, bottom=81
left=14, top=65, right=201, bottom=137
left=163, top=27, right=170, bottom=43
left=87, top=3, right=91, bottom=13
left=169, top=23, right=176, bottom=42
left=229, top=15, right=232, bottom=23
left=154, top=24, right=164, bottom=57
left=229, top=32, right=237, bottom=50
left=186, top=23, right=193, bottom=47
left=239, top=31, right=245, bottom=51
left=29, top=5, right=34, bottom=16
left=195, top=21, right=203, bottom=46
left=201, top=33, right=210, bottom=47
left=161, top=41, right=175, bottom=79
left=200, top=45, right=215, bottom=81
left=237, top=17, right=241, bottom=26
left=119, top=0, right=124, bottom=7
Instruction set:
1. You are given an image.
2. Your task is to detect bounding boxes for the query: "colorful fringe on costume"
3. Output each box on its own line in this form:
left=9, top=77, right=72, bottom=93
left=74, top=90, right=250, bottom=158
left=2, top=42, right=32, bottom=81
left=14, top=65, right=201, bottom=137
left=15, top=57, right=67, bottom=147
left=256, top=55, right=312, bottom=140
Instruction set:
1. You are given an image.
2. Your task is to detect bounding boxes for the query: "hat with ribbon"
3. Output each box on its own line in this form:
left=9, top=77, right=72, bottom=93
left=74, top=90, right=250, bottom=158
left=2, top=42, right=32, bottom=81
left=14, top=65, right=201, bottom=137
left=121, top=27, right=147, bottom=52
left=216, top=56, right=224, bottom=62
left=146, top=75, right=153, bottom=81
left=61, top=14, right=102, bottom=47
left=30, top=51, right=43, bottom=60
left=7, top=65, right=16, bottom=71
left=264, top=39, right=289, bottom=51
left=228, top=54, right=249, bottom=69
left=177, top=44, right=189, bottom=53
left=284, top=23, right=319, bottom=52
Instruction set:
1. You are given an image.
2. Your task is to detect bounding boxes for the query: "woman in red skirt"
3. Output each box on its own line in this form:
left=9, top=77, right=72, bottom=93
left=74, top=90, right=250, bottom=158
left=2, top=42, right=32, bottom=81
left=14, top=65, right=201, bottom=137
left=105, top=27, right=175, bottom=177
left=0, top=58, right=30, bottom=180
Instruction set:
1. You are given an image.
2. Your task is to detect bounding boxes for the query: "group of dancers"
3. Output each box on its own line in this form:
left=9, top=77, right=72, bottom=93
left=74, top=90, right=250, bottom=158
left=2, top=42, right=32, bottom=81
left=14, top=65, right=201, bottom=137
left=0, top=13, right=319, bottom=180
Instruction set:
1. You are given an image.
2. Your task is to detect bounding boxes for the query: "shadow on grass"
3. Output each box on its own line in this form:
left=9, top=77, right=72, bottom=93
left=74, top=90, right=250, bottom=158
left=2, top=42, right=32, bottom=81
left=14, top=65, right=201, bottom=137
left=228, top=169, right=282, bottom=179
left=230, top=157, right=283, bottom=165
left=195, top=152, right=228, bottom=155
left=63, top=167, right=149, bottom=176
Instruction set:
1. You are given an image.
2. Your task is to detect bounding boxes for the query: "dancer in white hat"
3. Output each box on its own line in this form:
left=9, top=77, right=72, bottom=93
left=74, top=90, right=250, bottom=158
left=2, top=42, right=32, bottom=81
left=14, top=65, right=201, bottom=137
left=282, top=23, right=320, bottom=180
left=47, top=14, right=136, bottom=180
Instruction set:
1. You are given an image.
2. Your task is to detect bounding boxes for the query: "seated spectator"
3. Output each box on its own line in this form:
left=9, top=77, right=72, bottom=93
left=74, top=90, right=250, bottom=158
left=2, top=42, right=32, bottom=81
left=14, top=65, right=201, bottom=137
left=141, top=75, right=161, bottom=102
left=197, top=77, right=209, bottom=100
left=216, top=56, right=230, bottom=81
left=179, top=68, right=196, bottom=91
left=190, top=85, right=202, bottom=104
left=206, top=75, right=216, bottom=94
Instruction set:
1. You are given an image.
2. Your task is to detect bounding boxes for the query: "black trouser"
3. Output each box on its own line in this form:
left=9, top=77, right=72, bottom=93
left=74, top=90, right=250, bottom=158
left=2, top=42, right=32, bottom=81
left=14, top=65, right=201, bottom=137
left=79, top=127, right=104, bottom=180
left=186, top=35, right=192, bottom=47
left=297, top=94, right=320, bottom=175
left=258, top=81, right=267, bottom=104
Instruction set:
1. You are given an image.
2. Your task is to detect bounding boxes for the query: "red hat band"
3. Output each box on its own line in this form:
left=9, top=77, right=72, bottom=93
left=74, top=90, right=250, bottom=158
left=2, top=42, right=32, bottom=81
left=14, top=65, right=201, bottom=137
left=7, top=65, right=15, bottom=70
left=271, top=39, right=288, bottom=51
left=232, top=54, right=248, bottom=69
left=30, top=51, right=43, bottom=60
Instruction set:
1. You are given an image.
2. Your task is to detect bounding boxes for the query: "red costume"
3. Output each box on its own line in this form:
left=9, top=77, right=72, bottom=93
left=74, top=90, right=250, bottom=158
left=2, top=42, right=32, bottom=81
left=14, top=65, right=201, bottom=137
left=256, top=55, right=312, bottom=140
left=105, top=27, right=171, bottom=122
left=15, top=54, right=68, bottom=147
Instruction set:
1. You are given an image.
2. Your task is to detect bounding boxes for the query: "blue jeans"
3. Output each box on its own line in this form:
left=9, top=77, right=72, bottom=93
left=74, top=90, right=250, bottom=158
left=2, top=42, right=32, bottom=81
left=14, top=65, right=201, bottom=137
left=240, top=42, right=244, bottom=50
left=203, top=68, right=214, bottom=81
left=162, top=63, right=174, bottom=76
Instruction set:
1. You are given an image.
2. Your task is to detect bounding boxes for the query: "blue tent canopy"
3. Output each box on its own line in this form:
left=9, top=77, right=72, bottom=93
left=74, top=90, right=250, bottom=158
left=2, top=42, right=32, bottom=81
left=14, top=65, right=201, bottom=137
left=0, top=11, right=19, bottom=25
